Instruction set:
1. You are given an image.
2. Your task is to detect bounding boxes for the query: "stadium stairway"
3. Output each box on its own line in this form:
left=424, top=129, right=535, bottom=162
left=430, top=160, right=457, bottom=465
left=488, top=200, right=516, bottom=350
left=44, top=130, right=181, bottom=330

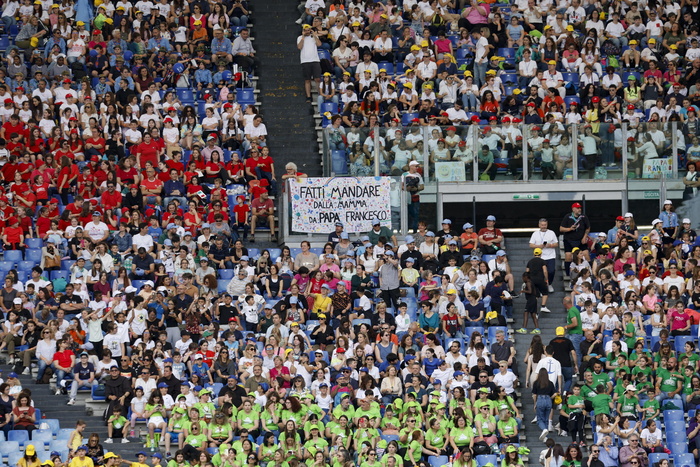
left=254, top=0, right=322, bottom=177
left=506, top=236, right=569, bottom=464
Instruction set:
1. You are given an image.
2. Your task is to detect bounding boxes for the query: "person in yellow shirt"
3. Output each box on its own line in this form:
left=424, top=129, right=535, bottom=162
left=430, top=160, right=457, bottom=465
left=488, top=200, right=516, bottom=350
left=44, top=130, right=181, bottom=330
left=18, top=444, right=41, bottom=467
left=103, top=452, right=119, bottom=467
left=68, top=446, right=94, bottom=467
left=119, top=452, right=148, bottom=467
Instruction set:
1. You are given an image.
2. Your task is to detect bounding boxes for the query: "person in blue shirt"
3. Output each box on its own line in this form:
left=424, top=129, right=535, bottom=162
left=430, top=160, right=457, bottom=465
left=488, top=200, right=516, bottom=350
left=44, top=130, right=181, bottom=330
left=659, top=199, right=679, bottom=241
left=194, top=61, right=213, bottom=89
left=606, top=215, right=624, bottom=245
left=44, top=29, right=66, bottom=58
left=210, top=27, right=233, bottom=63
left=147, top=29, right=172, bottom=53
left=163, top=168, right=188, bottom=208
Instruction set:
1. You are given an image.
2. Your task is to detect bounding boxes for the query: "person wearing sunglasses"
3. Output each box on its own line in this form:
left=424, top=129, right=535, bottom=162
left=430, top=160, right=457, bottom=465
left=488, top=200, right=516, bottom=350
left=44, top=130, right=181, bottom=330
left=619, top=436, right=648, bottom=467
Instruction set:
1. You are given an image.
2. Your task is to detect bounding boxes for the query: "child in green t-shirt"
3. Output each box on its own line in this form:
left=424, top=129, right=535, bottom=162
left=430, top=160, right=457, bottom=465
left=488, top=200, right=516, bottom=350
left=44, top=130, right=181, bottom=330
left=107, top=404, right=130, bottom=443
left=641, top=388, right=660, bottom=421
left=590, top=384, right=613, bottom=415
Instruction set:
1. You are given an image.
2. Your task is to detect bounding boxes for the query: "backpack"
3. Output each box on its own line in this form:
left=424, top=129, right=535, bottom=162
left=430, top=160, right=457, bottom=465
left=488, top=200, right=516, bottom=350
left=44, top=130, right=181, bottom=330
left=52, top=277, right=67, bottom=293
left=600, top=39, right=621, bottom=56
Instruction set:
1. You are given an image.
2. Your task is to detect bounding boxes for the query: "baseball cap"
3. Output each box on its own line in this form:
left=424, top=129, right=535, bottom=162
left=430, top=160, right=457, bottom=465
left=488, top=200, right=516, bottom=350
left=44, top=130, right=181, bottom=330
left=555, top=327, right=565, bottom=336
left=496, top=250, right=506, bottom=257
left=534, top=248, right=542, bottom=256
left=486, top=215, right=496, bottom=221
left=572, top=202, right=582, bottom=208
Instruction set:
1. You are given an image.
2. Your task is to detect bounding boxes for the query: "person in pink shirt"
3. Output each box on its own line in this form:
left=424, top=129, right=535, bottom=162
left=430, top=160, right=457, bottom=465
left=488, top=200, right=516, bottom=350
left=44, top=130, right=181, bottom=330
left=668, top=301, right=692, bottom=336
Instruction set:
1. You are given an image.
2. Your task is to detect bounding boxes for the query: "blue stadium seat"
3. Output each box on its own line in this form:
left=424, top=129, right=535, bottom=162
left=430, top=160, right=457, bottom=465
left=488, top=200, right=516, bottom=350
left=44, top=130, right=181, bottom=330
left=218, top=269, right=235, bottom=280
left=3, top=250, right=21, bottom=264
left=24, top=239, right=43, bottom=250
left=674, top=335, right=694, bottom=353
left=476, top=455, right=497, bottom=467
left=217, top=280, right=231, bottom=294
left=25, top=249, right=42, bottom=264
left=7, top=452, right=23, bottom=466
left=0, top=441, right=19, bottom=457
left=378, top=62, right=394, bottom=74
left=60, top=260, right=75, bottom=270
left=176, top=89, right=195, bottom=103
left=247, top=248, right=260, bottom=259
left=663, top=410, right=684, bottom=421
left=42, top=419, right=60, bottom=435
left=0, top=261, right=13, bottom=272
left=320, top=102, right=336, bottom=116
left=402, top=113, right=419, bottom=126
left=496, top=48, right=515, bottom=58
left=56, top=429, right=73, bottom=440
left=7, top=431, right=29, bottom=446
left=332, top=150, right=348, bottom=175
left=668, top=442, right=688, bottom=454
left=237, top=89, right=255, bottom=105
left=0, top=36, right=10, bottom=52
left=672, top=453, right=695, bottom=467
left=648, top=454, right=668, bottom=465
left=18, top=261, right=36, bottom=272
left=50, top=270, right=70, bottom=282
left=31, top=430, right=53, bottom=448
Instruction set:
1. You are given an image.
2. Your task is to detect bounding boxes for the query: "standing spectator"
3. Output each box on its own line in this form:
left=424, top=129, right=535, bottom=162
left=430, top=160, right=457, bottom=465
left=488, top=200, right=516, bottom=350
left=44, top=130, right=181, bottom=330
left=297, top=24, right=322, bottom=103
left=528, top=218, right=559, bottom=291
left=378, top=250, right=400, bottom=310
left=560, top=202, right=591, bottom=276
left=549, top=327, right=577, bottom=393
left=401, top=161, right=424, bottom=232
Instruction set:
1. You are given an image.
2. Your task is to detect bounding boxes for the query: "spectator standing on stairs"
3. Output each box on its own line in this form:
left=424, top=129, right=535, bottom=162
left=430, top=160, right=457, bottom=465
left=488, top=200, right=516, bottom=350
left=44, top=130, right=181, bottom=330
left=525, top=248, right=551, bottom=315
left=549, top=326, right=578, bottom=393
left=529, top=218, right=559, bottom=293
left=298, top=24, right=322, bottom=104
left=560, top=202, right=591, bottom=277
left=563, top=296, right=584, bottom=367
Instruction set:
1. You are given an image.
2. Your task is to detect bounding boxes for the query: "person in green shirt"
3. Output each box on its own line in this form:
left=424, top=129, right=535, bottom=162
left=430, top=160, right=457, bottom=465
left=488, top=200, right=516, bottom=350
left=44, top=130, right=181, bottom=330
left=166, top=451, right=190, bottom=467
left=622, top=312, right=638, bottom=350
left=193, top=389, right=216, bottom=422
left=353, top=416, right=380, bottom=451
left=641, top=387, right=660, bottom=420
left=617, top=384, right=641, bottom=418
left=680, top=341, right=700, bottom=372
left=210, top=444, right=235, bottom=467
left=655, top=357, right=683, bottom=406
left=448, top=414, right=474, bottom=454
left=328, top=415, right=353, bottom=451
left=303, top=426, right=330, bottom=460
left=208, top=412, right=233, bottom=447
left=424, top=418, right=448, bottom=455
left=235, top=400, right=260, bottom=436
left=563, top=384, right=586, bottom=445
left=182, top=423, right=208, bottom=463
left=166, top=407, right=188, bottom=456
left=564, top=298, right=583, bottom=366
left=591, top=361, right=613, bottom=394
left=106, top=404, right=129, bottom=444
left=405, top=431, right=440, bottom=466
left=590, top=384, right=614, bottom=415
left=496, top=409, right=518, bottom=444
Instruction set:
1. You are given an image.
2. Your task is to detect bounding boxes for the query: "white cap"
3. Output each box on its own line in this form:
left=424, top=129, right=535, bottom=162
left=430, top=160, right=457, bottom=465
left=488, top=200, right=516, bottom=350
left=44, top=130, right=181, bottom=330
left=624, top=212, right=633, bottom=218
left=143, top=280, right=154, bottom=288
left=124, top=286, right=137, bottom=293
left=684, top=218, right=692, bottom=224
left=213, top=24, right=222, bottom=30
left=409, top=160, right=420, bottom=166
left=663, top=199, right=672, bottom=205
left=12, top=298, right=21, bottom=305
left=651, top=218, right=662, bottom=225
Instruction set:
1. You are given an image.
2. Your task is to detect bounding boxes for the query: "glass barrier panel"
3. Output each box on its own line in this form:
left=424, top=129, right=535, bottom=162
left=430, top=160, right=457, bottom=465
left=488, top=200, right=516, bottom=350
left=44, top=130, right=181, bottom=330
left=342, top=127, right=374, bottom=177
left=522, top=123, right=577, bottom=181
left=626, top=121, right=675, bottom=180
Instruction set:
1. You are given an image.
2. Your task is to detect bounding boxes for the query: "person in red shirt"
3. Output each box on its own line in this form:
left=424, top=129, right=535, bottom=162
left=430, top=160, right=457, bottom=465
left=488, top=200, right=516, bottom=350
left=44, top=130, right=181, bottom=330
left=32, top=174, right=50, bottom=205
left=1, top=114, right=26, bottom=142
left=57, top=156, right=79, bottom=204
left=6, top=133, right=25, bottom=158
left=0, top=155, right=17, bottom=184
left=64, top=196, right=84, bottom=218
left=45, top=197, right=60, bottom=219
left=16, top=153, right=34, bottom=182
left=85, top=133, right=106, bottom=159
left=140, top=168, right=164, bottom=206
left=257, top=146, right=277, bottom=195
left=165, top=151, right=185, bottom=176
left=250, top=190, right=275, bottom=243
left=26, top=127, right=44, bottom=154
left=14, top=187, right=36, bottom=212
left=205, top=200, right=229, bottom=223
left=35, top=206, right=52, bottom=238
left=92, top=159, right=109, bottom=187
left=2, top=216, right=24, bottom=249
left=54, top=139, right=73, bottom=160
left=101, top=182, right=123, bottom=210
left=232, top=195, right=250, bottom=240
left=226, top=152, right=245, bottom=185
left=133, top=133, right=162, bottom=169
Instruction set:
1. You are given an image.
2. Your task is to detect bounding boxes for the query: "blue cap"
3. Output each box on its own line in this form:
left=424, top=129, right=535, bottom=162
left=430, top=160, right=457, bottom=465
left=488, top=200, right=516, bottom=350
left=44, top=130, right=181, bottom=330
left=372, top=218, right=380, bottom=225
left=463, top=223, right=473, bottom=229
left=163, top=358, right=173, bottom=363
left=405, top=235, right=415, bottom=243
left=625, top=269, right=635, bottom=276
left=180, top=380, right=189, bottom=385
left=194, top=385, right=203, bottom=392
left=433, top=379, right=442, bottom=385
left=136, top=452, right=148, bottom=457
left=167, top=223, right=177, bottom=229
left=359, top=367, right=369, bottom=372
left=135, top=386, right=144, bottom=391
left=77, top=446, right=88, bottom=452
left=152, top=453, right=163, bottom=459
left=360, top=235, right=370, bottom=242
left=202, top=223, right=210, bottom=229
left=228, top=375, right=237, bottom=380
left=50, top=452, right=61, bottom=458
left=335, top=221, right=344, bottom=227
left=426, top=231, right=435, bottom=237
left=321, top=283, right=331, bottom=289
left=441, top=218, right=452, bottom=224
left=454, top=371, right=464, bottom=376
left=470, top=255, right=480, bottom=261
left=340, top=232, right=349, bottom=239
left=8, top=372, right=17, bottom=378
left=496, top=250, right=507, bottom=256
left=340, top=366, right=351, bottom=371
left=486, top=215, right=496, bottom=221
left=164, top=239, right=172, bottom=246
left=259, top=382, right=269, bottom=391
left=290, top=296, right=298, bottom=304
left=404, top=355, right=416, bottom=361
left=240, top=255, right=249, bottom=261
left=319, top=383, right=329, bottom=388
left=157, top=382, right=168, bottom=388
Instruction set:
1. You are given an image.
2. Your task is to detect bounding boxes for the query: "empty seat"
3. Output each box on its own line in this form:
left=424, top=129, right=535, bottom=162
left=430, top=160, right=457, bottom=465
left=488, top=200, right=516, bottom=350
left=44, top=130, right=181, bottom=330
left=663, top=410, right=685, bottom=422
left=42, top=419, right=60, bottom=435
left=50, top=270, right=70, bottom=282
left=668, top=442, right=688, bottom=454
left=18, top=260, right=36, bottom=271
left=672, top=453, right=695, bottom=467
left=176, top=89, right=194, bottom=102
left=31, top=430, right=53, bottom=447
left=3, top=250, right=21, bottom=264
left=24, top=239, right=43, bottom=249
left=0, top=261, right=13, bottom=272
left=218, top=269, right=234, bottom=280
left=0, top=440, right=20, bottom=455
left=237, top=89, right=255, bottom=105
left=24, top=249, right=42, bottom=264
left=8, top=430, right=29, bottom=446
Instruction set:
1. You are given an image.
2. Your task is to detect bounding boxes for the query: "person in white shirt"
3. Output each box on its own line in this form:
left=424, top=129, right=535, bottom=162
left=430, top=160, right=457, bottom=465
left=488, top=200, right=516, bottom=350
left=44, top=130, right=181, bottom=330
left=373, top=30, right=394, bottom=63
left=297, top=24, right=322, bottom=102
left=528, top=218, right=559, bottom=290
left=84, top=212, right=110, bottom=243
left=132, top=223, right=155, bottom=254
left=604, top=12, right=627, bottom=49
left=472, top=28, right=491, bottom=88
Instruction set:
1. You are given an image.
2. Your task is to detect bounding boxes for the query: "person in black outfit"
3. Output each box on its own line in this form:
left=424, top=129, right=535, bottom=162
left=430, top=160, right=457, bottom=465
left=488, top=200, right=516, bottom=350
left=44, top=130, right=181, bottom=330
left=560, top=202, right=591, bottom=276
left=156, top=364, right=181, bottom=399
left=583, top=444, right=605, bottom=467
left=104, top=365, right=131, bottom=417
left=525, top=248, right=550, bottom=313
left=549, top=333, right=577, bottom=393
left=439, top=240, right=464, bottom=268
left=131, top=247, right=155, bottom=281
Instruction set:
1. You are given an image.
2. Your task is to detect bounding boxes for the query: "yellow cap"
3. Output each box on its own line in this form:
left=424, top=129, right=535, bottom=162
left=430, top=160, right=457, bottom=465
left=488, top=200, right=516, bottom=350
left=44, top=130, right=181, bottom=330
left=629, top=39, right=637, bottom=45
left=534, top=248, right=542, bottom=255
left=424, top=84, right=432, bottom=89
left=410, top=45, right=420, bottom=51
left=513, top=88, right=521, bottom=94
left=463, top=70, right=472, bottom=77
left=26, top=445, right=36, bottom=456
left=566, top=25, right=574, bottom=31
left=543, top=25, right=552, bottom=30
left=105, top=17, right=113, bottom=24
left=50, top=3, right=59, bottom=7
left=641, top=236, right=650, bottom=241
left=342, top=71, right=350, bottom=76
left=649, top=38, right=656, bottom=43
left=104, top=453, right=118, bottom=460
left=555, top=327, right=566, bottom=336
left=403, top=82, right=413, bottom=88
left=42, top=462, right=54, bottom=467
left=548, top=60, right=557, bottom=65
left=670, top=44, right=678, bottom=49
left=323, top=72, right=331, bottom=76
left=486, top=69, right=497, bottom=75
left=76, top=20, right=85, bottom=25
left=379, top=68, right=386, bottom=72
left=406, top=68, right=414, bottom=74
left=302, top=24, right=311, bottom=29
left=380, top=13, right=388, bottom=18
left=116, top=5, right=124, bottom=9
left=420, top=40, right=429, bottom=46
left=194, top=20, right=202, bottom=25
left=351, top=21, right=360, bottom=26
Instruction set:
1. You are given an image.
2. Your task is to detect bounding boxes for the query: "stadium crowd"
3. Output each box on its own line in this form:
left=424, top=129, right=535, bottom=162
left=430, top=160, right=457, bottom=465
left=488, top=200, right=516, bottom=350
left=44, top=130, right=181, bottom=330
left=314, top=0, right=700, bottom=181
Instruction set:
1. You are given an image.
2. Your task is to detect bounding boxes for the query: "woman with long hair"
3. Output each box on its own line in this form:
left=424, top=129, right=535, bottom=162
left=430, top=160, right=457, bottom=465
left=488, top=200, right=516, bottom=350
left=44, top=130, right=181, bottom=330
left=532, top=368, right=556, bottom=440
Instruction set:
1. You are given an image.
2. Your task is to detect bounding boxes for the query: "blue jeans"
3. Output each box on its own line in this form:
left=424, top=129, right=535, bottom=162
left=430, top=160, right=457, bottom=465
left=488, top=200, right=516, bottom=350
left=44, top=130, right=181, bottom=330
left=568, top=332, right=584, bottom=367
left=545, top=258, right=555, bottom=284
left=408, top=201, right=419, bottom=231
left=54, top=368, right=73, bottom=388
left=562, top=366, right=573, bottom=393
left=655, top=391, right=682, bottom=405
left=35, top=360, right=49, bottom=382
left=536, top=396, right=552, bottom=431
left=474, top=61, right=488, bottom=88
left=231, top=15, right=249, bottom=26
left=1, top=16, right=15, bottom=28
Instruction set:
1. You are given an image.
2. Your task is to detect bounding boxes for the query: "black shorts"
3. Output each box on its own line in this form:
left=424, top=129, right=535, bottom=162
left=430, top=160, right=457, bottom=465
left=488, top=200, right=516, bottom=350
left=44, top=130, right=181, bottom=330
left=302, top=62, right=322, bottom=80
left=563, top=238, right=589, bottom=253
left=533, top=279, right=549, bottom=296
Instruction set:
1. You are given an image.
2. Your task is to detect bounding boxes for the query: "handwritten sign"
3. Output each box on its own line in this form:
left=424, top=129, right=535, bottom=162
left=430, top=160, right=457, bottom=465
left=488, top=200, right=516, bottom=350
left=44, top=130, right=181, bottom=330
left=435, top=161, right=467, bottom=182
left=289, top=177, right=392, bottom=233
left=642, top=158, right=673, bottom=179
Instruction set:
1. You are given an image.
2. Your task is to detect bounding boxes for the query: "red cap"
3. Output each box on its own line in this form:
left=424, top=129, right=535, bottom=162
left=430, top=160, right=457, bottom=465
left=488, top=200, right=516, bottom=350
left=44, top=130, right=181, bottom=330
left=337, top=348, right=346, bottom=353
left=223, top=103, right=232, bottom=109
left=483, top=126, right=491, bottom=132
left=84, top=96, right=91, bottom=99
left=164, top=118, right=173, bottom=123
left=572, top=202, right=582, bottom=209
left=69, top=116, right=77, bottom=121
left=66, top=94, right=73, bottom=98
left=91, top=155, right=100, bottom=162
left=516, top=136, right=523, bottom=141
left=63, top=79, right=71, bottom=84
left=440, top=111, right=448, bottom=116
left=228, top=317, right=237, bottom=322
left=627, top=136, right=635, bottom=142
left=616, top=215, right=625, bottom=221
left=526, top=102, right=535, bottom=107
left=168, top=106, right=176, bottom=111
left=627, top=104, right=635, bottom=110
left=458, top=141, right=466, bottom=147
left=15, top=87, right=23, bottom=92
left=7, top=216, right=17, bottom=225
left=93, top=30, right=101, bottom=35
left=489, top=116, right=497, bottom=121
left=429, top=115, right=437, bottom=119
left=513, top=118, right=522, bottom=123
left=592, top=96, right=600, bottom=103
left=470, top=115, right=480, bottom=122
left=411, top=118, right=420, bottom=123
left=203, top=94, right=211, bottom=100
left=447, top=126, right=456, bottom=131
left=532, top=126, right=540, bottom=131
left=543, top=138, right=550, bottom=143
left=70, top=129, right=78, bottom=134
left=502, top=116, right=510, bottom=122
left=3, top=99, right=11, bottom=104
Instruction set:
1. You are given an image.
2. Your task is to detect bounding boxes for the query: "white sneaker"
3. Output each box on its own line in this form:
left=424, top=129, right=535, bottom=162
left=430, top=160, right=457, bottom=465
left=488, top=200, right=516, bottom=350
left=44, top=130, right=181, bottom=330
left=561, top=431, right=568, bottom=437
left=21, top=368, right=29, bottom=375
left=541, top=306, right=551, bottom=313
left=295, top=18, right=302, bottom=24
left=104, top=439, right=113, bottom=444
left=54, top=389, right=61, bottom=396
left=67, top=399, right=75, bottom=406
left=539, top=429, right=549, bottom=441
left=531, top=416, right=538, bottom=424
left=121, top=439, right=130, bottom=444
left=548, top=421, right=554, bottom=431
left=548, top=285, right=554, bottom=293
